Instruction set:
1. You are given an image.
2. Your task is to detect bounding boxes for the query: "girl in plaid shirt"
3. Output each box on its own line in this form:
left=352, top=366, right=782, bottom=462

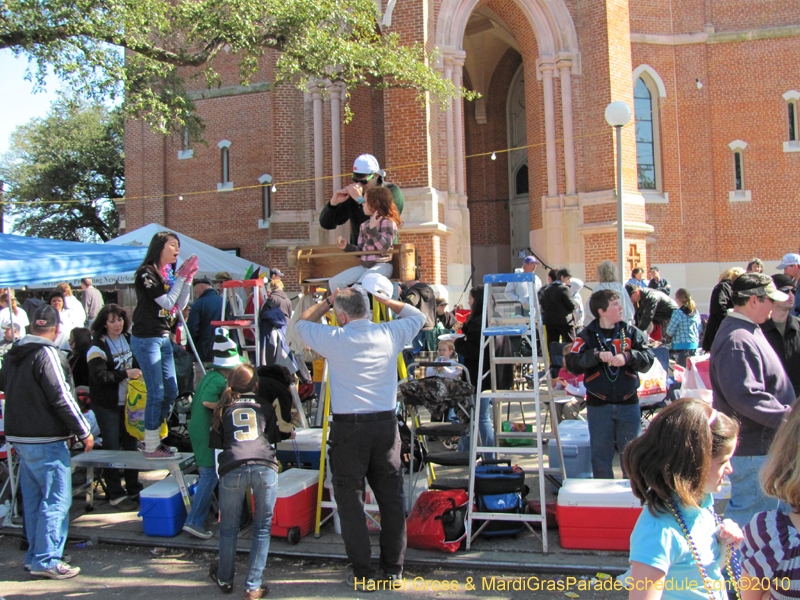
left=328, top=186, right=404, bottom=294
left=666, top=288, right=702, bottom=367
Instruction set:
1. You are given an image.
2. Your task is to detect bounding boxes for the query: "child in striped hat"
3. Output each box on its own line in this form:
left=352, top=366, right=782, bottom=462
left=184, top=328, right=242, bottom=539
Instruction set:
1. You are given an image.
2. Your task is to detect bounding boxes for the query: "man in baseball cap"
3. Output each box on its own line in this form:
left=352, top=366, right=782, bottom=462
left=776, top=253, right=800, bottom=316
left=319, top=153, right=405, bottom=246
left=709, top=272, right=793, bottom=529
left=504, top=255, right=542, bottom=316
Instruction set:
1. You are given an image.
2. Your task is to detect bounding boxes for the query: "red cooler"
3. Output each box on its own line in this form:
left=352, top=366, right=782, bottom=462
left=556, top=479, right=642, bottom=551
left=272, top=468, right=321, bottom=544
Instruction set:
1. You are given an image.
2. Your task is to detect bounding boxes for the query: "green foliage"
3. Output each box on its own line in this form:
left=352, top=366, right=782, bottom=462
left=1, top=0, right=476, bottom=137
left=0, top=96, right=123, bottom=242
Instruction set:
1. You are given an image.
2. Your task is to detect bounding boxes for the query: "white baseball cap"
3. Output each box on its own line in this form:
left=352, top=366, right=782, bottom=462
left=361, top=272, right=393, bottom=299
left=353, top=154, right=384, bottom=177
left=777, top=253, right=800, bottom=270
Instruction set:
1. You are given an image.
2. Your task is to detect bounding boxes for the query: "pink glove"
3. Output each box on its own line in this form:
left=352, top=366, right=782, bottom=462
left=176, top=255, right=199, bottom=278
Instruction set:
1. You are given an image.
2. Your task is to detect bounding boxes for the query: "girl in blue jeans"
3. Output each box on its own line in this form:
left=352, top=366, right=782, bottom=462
left=130, top=231, right=198, bottom=459
left=208, top=363, right=294, bottom=599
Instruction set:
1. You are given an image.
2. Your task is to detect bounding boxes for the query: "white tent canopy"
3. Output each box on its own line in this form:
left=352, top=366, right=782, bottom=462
left=28, top=223, right=268, bottom=289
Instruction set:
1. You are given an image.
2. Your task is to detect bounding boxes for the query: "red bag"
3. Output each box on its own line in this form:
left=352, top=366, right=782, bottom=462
left=406, top=490, right=468, bottom=553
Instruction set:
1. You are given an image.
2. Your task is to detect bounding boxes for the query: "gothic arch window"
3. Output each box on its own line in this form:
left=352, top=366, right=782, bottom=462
left=217, top=140, right=233, bottom=191
left=633, top=77, right=661, bottom=191
left=784, top=90, right=800, bottom=152
left=515, top=164, right=529, bottom=196
left=728, top=140, right=751, bottom=202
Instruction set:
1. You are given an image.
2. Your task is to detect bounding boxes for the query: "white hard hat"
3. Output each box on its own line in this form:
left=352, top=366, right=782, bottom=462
left=353, top=154, right=383, bottom=176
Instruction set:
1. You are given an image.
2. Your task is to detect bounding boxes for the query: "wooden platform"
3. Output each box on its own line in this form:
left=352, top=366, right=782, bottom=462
left=293, top=243, right=417, bottom=288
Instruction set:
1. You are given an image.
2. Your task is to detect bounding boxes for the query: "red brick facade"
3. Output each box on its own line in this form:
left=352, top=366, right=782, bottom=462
left=123, top=0, right=800, bottom=298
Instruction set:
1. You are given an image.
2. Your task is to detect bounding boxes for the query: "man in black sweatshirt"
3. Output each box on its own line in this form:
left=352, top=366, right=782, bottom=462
left=0, top=304, right=93, bottom=579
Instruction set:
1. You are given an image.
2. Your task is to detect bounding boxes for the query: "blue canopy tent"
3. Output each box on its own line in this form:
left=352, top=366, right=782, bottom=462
left=0, top=232, right=147, bottom=287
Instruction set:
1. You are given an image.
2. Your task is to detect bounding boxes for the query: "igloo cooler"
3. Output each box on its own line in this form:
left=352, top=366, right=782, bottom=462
left=138, top=475, right=198, bottom=537
left=548, top=420, right=592, bottom=492
left=556, top=478, right=642, bottom=551
left=276, top=428, right=323, bottom=469
left=271, top=468, right=321, bottom=544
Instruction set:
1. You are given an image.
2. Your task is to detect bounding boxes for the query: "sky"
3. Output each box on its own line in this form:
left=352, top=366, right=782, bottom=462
left=0, top=51, right=64, bottom=233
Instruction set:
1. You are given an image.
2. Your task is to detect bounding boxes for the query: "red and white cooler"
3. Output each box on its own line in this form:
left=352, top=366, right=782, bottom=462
left=271, top=468, right=321, bottom=544
left=556, top=478, right=643, bottom=551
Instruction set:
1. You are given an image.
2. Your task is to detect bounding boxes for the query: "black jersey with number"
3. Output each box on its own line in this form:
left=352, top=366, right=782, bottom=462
left=210, top=395, right=280, bottom=477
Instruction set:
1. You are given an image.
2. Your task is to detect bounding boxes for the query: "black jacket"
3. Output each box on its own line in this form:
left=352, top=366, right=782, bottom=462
left=702, top=280, right=734, bottom=352
left=400, top=280, right=437, bottom=330
left=540, top=282, right=575, bottom=327
left=634, top=288, right=679, bottom=331
left=0, top=336, right=91, bottom=444
left=761, top=315, right=800, bottom=396
left=648, top=277, right=671, bottom=295
left=453, top=316, right=513, bottom=390
left=564, top=320, right=655, bottom=405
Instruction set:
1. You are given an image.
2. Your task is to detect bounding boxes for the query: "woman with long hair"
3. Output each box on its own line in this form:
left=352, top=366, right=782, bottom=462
left=328, top=185, right=403, bottom=294
left=625, top=398, right=743, bottom=599
left=208, top=363, right=292, bottom=599
left=701, top=267, right=745, bottom=352
left=666, top=288, right=702, bottom=367
left=130, top=231, right=198, bottom=459
left=68, top=327, right=92, bottom=388
left=86, top=304, right=142, bottom=510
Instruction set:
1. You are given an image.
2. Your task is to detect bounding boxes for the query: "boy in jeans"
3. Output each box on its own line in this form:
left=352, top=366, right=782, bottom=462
left=565, top=289, right=655, bottom=479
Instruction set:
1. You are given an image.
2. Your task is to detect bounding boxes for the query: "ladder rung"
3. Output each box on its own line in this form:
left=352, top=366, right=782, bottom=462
left=471, top=512, right=546, bottom=522
left=491, top=356, right=538, bottom=364
left=211, top=320, right=254, bottom=327
left=476, top=445, right=541, bottom=455
left=478, top=391, right=545, bottom=399
left=222, top=279, right=265, bottom=288
left=483, top=326, right=526, bottom=336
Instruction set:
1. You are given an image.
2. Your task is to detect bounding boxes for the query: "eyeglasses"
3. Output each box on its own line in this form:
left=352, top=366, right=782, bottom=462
left=780, top=287, right=797, bottom=295
left=352, top=173, right=375, bottom=185
left=757, top=296, right=776, bottom=304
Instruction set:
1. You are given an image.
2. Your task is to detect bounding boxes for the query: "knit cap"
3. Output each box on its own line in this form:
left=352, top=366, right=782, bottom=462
left=212, top=327, right=241, bottom=368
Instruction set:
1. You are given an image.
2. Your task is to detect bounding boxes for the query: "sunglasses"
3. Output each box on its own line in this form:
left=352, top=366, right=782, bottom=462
left=779, top=287, right=797, bottom=295
left=352, top=173, right=375, bottom=185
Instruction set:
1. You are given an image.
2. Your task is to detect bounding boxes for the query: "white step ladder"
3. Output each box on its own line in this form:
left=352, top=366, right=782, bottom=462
left=465, top=272, right=566, bottom=552
left=213, top=278, right=266, bottom=362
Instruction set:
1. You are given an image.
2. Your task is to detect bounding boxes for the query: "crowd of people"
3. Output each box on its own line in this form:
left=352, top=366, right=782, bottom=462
left=2, top=149, right=799, bottom=598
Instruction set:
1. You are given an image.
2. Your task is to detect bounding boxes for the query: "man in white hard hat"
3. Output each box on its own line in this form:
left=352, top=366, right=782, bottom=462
left=319, top=154, right=404, bottom=245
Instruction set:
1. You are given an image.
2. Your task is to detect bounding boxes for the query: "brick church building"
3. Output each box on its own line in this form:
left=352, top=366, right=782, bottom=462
left=123, top=0, right=800, bottom=306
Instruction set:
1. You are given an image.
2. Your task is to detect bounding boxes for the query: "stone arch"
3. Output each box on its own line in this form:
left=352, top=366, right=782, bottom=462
left=436, top=0, right=578, bottom=58
left=632, top=64, right=667, bottom=98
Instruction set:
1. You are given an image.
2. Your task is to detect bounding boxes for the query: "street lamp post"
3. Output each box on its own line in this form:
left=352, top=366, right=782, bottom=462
left=605, top=101, right=632, bottom=286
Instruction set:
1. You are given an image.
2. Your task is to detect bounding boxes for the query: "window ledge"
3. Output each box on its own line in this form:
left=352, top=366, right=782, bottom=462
left=783, top=141, right=800, bottom=152
left=729, top=190, right=752, bottom=202
left=217, top=182, right=234, bottom=192
left=177, top=150, right=194, bottom=160
left=641, top=191, right=669, bottom=204
left=258, top=219, right=270, bottom=229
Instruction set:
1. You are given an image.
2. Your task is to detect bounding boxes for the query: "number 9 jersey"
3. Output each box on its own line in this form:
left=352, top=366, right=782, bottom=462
left=210, top=395, right=281, bottom=478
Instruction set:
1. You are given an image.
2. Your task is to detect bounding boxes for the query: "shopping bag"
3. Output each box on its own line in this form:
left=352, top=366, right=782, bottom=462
left=407, top=489, right=468, bottom=553
left=684, top=355, right=711, bottom=390
left=125, top=379, right=168, bottom=441
left=637, top=360, right=668, bottom=404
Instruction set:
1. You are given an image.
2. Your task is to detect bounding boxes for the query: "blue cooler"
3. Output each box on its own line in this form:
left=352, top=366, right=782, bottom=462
left=138, top=475, right=198, bottom=537
left=276, top=428, right=323, bottom=469
left=548, top=420, right=592, bottom=492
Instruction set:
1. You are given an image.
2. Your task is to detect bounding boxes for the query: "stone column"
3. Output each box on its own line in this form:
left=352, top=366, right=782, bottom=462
left=309, top=81, right=325, bottom=211
left=443, top=54, right=456, bottom=195
left=558, top=57, right=576, bottom=197
left=329, top=81, right=344, bottom=192
left=539, top=58, right=559, bottom=198
left=453, top=52, right=466, bottom=199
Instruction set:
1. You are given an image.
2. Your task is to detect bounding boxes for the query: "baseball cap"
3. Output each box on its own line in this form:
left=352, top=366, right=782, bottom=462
left=435, top=297, right=448, bottom=306
left=777, top=253, right=800, bottom=270
left=194, top=276, right=213, bottom=285
left=523, top=256, right=539, bottom=265
left=771, top=274, right=795, bottom=290
left=733, top=273, right=789, bottom=302
left=32, top=305, right=59, bottom=328
left=270, top=268, right=284, bottom=278
left=353, top=154, right=384, bottom=177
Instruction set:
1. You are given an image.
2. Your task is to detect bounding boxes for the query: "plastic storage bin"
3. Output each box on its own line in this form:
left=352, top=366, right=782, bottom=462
left=548, top=420, right=592, bottom=491
left=272, top=468, right=321, bottom=544
left=556, top=478, right=642, bottom=550
left=138, top=475, right=198, bottom=537
left=276, top=428, right=323, bottom=469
